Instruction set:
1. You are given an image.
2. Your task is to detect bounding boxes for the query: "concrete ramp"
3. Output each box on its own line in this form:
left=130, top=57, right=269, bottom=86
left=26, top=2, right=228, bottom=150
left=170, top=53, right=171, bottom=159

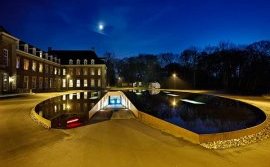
left=111, top=109, right=135, bottom=119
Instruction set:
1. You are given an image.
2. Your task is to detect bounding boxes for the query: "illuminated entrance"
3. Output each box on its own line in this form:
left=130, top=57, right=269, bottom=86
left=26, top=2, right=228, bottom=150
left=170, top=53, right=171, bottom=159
left=109, top=96, right=122, bottom=105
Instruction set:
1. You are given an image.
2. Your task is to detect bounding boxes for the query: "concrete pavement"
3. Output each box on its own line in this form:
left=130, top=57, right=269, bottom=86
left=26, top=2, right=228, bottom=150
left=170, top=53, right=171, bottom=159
left=1, top=91, right=270, bottom=167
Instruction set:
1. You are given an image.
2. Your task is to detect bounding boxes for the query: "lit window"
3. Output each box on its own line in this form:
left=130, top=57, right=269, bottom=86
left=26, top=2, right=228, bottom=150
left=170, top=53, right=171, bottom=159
left=39, top=63, right=43, bottom=73
left=84, top=79, right=88, bottom=87
left=54, top=67, right=57, bottom=75
left=91, top=59, right=95, bottom=64
left=63, top=69, right=66, bottom=75
left=62, top=79, right=66, bottom=88
left=76, top=79, right=80, bottom=87
left=91, top=79, right=95, bottom=87
left=69, top=79, right=73, bottom=87
left=98, top=68, right=101, bottom=75
left=23, top=59, right=29, bottom=70
left=69, top=59, right=73, bottom=65
left=98, top=79, right=101, bottom=87
left=76, top=59, right=80, bottom=65
left=83, top=68, right=88, bottom=75
left=84, top=59, right=87, bottom=65
left=58, top=68, right=61, bottom=75
left=91, top=68, right=95, bottom=75
left=39, top=51, right=42, bottom=58
left=49, top=78, right=53, bottom=88
left=76, top=68, right=81, bottom=75
left=69, top=68, right=73, bottom=75
left=3, top=49, right=8, bottom=66
left=32, top=61, right=37, bottom=71
left=16, top=56, right=20, bottom=69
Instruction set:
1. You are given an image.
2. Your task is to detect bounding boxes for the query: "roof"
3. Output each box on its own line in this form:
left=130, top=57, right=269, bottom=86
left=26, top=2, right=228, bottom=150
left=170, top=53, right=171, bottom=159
left=48, top=50, right=105, bottom=65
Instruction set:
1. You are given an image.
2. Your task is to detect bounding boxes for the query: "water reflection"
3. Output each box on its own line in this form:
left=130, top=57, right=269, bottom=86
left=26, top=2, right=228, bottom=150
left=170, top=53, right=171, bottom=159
left=124, top=91, right=266, bottom=134
left=35, top=91, right=105, bottom=129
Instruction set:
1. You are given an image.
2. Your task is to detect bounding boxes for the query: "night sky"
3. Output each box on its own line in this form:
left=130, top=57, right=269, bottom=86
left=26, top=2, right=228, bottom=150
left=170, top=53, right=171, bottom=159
left=1, top=0, right=270, bottom=58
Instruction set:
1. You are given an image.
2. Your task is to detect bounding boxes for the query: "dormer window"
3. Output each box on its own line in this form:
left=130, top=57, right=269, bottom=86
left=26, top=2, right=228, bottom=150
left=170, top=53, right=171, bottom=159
left=49, top=55, right=53, bottom=61
left=84, top=59, right=87, bottom=65
left=39, top=51, right=42, bottom=58
left=69, top=59, right=73, bottom=65
left=45, top=53, right=48, bottom=60
left=76, top=59, right=80, bottom=65
left=24, top=44, right=28, bottom=52
left=32, top=48, right=36, bottom=55
left=91, top=59, right=95, bottom=64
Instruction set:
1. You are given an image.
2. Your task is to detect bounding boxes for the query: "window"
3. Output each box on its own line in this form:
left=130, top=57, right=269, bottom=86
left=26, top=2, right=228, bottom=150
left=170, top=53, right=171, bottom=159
left=45, top=65, right=49, bottom=74
left=45, top=78, right=48, bottom=89
left=16, top=56, right=20, bottom=69
left=69, top=59, right=73, bottom=65
left=50, top=66, right=53, bottom=74
left=83, top=68, right=88, bottom=75
left=98, top=68, right=101, bottom=75
left=3, top=49, right=8, bottom=66
left=76, top=68, right=81, bottom=75
left=98, top=79, right=101, bottom=87
left=24, top=44, right=28, bottom=52
left=69, top=68, right=73, bottom=75
left=32, top=48, right=36, bottom=55
left=23, top=59, right=29, bottom=70
left=76, top=79, right=80, bottom=87
left=49, top=78, right=53, bottom=88
left=39, top=51, right=42, bottom=58
left=63, top=69, right=66, bottom=75
left=54, top=67, right=57, bottom=75
left=91, top=59, right=95, bottom=64
left=39, top=77, right=43, bottom=89
left=62, top=79, right=66, bottom=88
left=32, top=61, right=37, bottom=71
left=76, top=59, right=80, bottom=65
left=32, top=77, right=36, bottom=89
left=84, top=79, right=88, bottom=87
left=39, top=63, right=43, bottom=73
left=84, top=59, right=87, bottom=65
left=91, top=68, right=95, bottom=75
left=58, top=68, right=61, bottom=75
left=69, top=79, right=73, bottom=87
left=23, top=76, right=29, bottom=89
left=91, top=79, right=95, bottom=87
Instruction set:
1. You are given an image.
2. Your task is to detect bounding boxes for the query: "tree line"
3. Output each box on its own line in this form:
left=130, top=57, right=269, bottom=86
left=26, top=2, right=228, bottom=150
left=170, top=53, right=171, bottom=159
left=104, top=40, right=270, bottom=95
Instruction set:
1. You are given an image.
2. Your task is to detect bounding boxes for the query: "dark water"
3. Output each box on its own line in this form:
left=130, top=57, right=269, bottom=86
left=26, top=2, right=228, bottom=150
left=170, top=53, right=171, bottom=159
left=124, top=90, right=266, bottom=134
left=35, top=91, right=111, bottom=129
left=35, top=90, right=266, bottom=134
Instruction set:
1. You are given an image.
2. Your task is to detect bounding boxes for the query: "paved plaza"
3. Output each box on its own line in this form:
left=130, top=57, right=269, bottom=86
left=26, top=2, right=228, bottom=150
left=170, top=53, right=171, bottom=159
left=1, top=91, right=270, bottom=167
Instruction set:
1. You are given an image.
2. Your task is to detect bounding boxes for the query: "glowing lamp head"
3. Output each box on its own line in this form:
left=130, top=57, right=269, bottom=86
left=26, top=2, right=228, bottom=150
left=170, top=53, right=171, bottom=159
left=172, top=73, right=177, bottom=78
left=172, top=100, right=177, bottom=106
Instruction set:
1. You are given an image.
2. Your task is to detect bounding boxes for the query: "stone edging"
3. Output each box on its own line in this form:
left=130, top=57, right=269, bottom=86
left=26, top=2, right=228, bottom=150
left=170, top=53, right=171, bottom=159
left=30, top=107, right=51, bottom=129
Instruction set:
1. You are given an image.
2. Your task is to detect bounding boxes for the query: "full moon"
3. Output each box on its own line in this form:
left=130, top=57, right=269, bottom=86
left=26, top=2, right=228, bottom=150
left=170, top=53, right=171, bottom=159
left=98, top=24, right=104, bottom=31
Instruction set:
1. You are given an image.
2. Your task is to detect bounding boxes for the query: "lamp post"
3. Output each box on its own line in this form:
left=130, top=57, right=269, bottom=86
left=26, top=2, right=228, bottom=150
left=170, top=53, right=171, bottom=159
left=172, top=73, right=176, bottom=89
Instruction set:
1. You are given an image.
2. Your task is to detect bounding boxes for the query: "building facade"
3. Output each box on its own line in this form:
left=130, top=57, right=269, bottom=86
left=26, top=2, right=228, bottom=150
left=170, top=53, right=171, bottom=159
left=0, top=26, right=106, bottom=94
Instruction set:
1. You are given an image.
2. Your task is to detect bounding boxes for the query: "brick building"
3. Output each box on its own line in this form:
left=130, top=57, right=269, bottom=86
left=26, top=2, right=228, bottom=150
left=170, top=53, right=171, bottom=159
left=0, top=26, right=106, bottom=94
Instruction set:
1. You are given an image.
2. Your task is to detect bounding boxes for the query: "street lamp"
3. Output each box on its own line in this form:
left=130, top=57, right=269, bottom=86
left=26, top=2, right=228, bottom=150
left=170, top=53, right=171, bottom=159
left=172, top=73, right=177, bottom=89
